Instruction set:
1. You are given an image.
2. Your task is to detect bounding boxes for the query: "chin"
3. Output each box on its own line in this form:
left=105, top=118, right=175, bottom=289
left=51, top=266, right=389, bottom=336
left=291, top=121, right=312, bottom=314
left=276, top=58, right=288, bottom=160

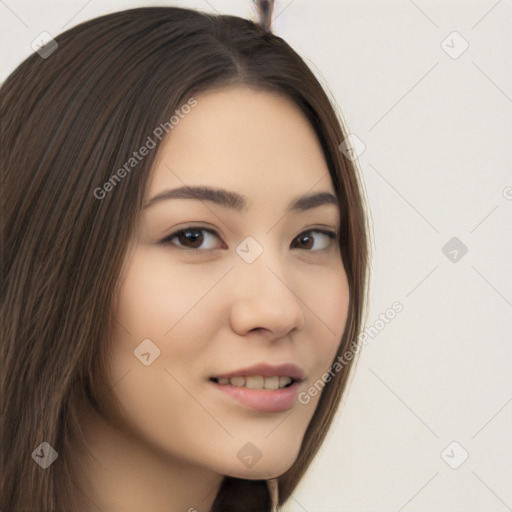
left=223, top=454, right=297, bottom=481
left=224, top=467, right=288, bottom=480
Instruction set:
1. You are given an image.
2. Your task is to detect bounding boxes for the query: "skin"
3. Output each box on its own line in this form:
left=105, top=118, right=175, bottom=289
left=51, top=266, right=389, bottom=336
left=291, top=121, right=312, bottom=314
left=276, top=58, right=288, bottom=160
left=77, top=86, right=350, bottom=512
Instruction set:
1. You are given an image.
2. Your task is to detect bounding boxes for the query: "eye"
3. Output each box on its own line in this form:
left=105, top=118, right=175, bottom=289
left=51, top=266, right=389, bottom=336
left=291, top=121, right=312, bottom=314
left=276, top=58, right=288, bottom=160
left=291, top=229, right=337, bottom=251
left=160, top=227, right=224, bottom=251
left=159, top=227, right=337, bottom=252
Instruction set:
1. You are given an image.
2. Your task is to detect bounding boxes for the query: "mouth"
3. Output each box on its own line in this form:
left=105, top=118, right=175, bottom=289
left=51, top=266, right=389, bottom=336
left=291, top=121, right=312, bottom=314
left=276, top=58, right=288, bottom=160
left=209, top=362, right=306, bottom=385
left=209, top=375, right=298, bottom=390
left=208, top=363, right=306, bottom=413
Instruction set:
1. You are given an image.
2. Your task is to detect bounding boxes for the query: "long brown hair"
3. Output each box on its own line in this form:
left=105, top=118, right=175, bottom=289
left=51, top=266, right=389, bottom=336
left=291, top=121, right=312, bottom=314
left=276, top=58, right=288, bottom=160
left=0, top=6, right=370, bottom=511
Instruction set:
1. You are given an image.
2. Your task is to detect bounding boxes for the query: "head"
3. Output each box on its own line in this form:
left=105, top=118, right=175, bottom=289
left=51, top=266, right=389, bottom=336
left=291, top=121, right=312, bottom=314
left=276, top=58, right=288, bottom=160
left=0, top=6, right=369, bottom=511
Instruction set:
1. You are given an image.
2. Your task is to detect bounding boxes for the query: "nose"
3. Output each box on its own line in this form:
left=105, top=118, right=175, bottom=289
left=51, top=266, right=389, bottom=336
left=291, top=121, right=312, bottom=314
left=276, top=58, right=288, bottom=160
left=228, top=253, right=307, bottom=340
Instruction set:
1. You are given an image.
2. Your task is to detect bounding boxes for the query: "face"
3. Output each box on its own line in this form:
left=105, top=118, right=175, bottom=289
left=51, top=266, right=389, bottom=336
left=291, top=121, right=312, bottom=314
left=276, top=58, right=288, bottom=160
left=107, top=86, right=350, bottom=480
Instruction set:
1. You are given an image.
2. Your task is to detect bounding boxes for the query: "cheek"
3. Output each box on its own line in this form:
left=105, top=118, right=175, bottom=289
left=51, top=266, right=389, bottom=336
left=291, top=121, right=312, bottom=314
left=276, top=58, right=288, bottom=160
left=302, top=264, right=350, bottom=388
left=102, top=251, right=231, bottom=461
left=310, top=264, right=350, bottom=348
left=114, top=247, right=179, bottom=338
left=326, top=268, right=350, bottom=338
left=113, top=247, right=226, bottom=341
left=108, top=247, right=233, bottom=386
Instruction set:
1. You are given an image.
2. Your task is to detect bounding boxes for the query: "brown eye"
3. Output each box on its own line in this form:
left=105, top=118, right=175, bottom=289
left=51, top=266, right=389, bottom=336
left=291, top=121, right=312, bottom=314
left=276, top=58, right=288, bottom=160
left=160, top=227, right=336, bottom=253
left=291, top=230, right=336, bottom=251
left=161, top=228, right=222, bottom=251
left=295, top=232, right=314, bottom=250
left=176, top=229, right=204, bottom=249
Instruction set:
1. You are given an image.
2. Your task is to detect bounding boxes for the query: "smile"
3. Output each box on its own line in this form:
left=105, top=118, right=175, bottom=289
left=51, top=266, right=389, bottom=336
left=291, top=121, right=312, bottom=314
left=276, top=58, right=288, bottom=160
left=210, top=375, right=294, bottom=390
left=209, top=377, right=304, bottom=413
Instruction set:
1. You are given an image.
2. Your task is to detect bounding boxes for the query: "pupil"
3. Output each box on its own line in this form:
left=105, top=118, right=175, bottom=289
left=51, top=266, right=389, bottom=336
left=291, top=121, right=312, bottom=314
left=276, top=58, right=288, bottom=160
left=179, top=230, right=203, bottom=248
left=300, top=233, right=313, bottom=249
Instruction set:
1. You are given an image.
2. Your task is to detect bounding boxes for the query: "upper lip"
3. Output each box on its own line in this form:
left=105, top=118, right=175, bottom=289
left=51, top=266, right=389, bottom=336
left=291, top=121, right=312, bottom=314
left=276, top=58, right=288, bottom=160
left=211, top=363, right=306, bottom=381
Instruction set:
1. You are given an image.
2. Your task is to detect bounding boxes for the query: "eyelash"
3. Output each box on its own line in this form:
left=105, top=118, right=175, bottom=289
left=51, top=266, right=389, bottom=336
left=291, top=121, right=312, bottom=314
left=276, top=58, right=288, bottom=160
left=159, top=227, right=337, bottom=253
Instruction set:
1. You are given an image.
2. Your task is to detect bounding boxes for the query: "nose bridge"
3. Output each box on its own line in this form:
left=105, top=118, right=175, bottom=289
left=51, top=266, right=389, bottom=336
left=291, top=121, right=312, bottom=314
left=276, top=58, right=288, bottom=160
left=229, top=239, right=306, bottom=336
left=235, top=234, right=288, bottom=292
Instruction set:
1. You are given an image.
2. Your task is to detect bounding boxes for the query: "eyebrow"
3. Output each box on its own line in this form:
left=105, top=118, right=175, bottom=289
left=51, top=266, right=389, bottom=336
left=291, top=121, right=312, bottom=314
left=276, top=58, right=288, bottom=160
left=143, top=185, right=338, bottom=213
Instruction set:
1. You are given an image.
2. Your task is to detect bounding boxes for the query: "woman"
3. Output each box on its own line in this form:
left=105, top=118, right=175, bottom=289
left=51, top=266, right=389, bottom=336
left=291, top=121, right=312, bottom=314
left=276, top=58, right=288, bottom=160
left=0, top=2, right=370, bottom=510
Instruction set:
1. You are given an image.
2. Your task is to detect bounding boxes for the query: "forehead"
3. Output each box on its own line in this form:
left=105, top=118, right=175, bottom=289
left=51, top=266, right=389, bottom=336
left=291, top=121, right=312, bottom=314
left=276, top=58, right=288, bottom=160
left=147, top=86, right=333, bottom=201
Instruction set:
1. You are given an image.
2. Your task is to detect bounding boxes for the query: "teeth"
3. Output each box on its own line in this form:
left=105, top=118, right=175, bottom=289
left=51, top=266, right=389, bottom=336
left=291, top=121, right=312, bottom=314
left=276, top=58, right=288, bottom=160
left=278, top=376, right=292, bottom=388
left=264, top=376, right=279, bottom=390
left=245, top=375, right=264, bottom=389
left=230, top=376, right=245, bottom=387
left=215, top=375, right=293, bottom=390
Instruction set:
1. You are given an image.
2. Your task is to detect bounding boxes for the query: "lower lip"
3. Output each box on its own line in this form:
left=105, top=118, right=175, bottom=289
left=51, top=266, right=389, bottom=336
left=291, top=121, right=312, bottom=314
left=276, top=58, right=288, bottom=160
left=211, top=380, right=301, bottom=413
